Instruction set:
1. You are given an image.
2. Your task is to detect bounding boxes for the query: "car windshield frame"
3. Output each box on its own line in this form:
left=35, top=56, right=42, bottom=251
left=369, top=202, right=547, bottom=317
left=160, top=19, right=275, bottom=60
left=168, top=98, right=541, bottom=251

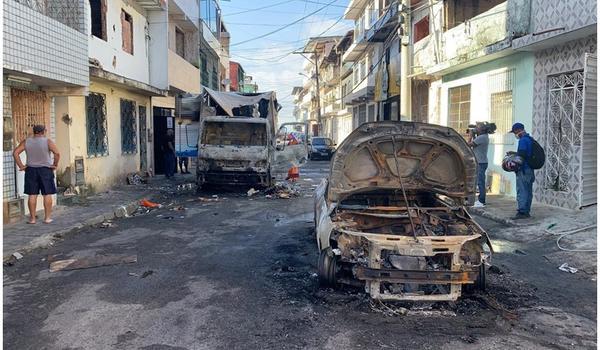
left=312, top=138, right=332, bottom=146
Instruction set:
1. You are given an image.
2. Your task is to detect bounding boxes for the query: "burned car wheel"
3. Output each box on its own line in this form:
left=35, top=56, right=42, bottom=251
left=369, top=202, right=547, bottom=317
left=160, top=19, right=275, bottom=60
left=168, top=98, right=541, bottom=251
left=317, top=248, right=338, bottom=287
left=475, top=263, right=486, bottom=291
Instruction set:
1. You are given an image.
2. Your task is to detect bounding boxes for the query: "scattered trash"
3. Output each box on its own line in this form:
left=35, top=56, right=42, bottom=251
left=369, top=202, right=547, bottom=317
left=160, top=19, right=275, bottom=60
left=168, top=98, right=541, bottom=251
left=12, top=252, right=23, bottom=260
left=140, top=199, right=161, bottom=208
left=370, top=299, right=408, bottom=316
left=558, top=263, right=578, bottom=274
left=127, top=172, right=147, bottom=185
left=176, top=183, right=194, bottom=191
left=128, top=272, right=140, bottom=277
left=49, top=254, right=137, bottom=272
left=514, top=249, right=528, bottom=255
left=141, top=270, right=154, bottom=278
left=172, top=206, right=186, bottom=211
left=199, top=197, right=219, bottom=202
left=100, top=221, right=114, bottom=228
left=247, top=188, right=259, bottom=197
left=265, top=181, right=300, bottom=199
left=212, top=195, right=218, bottom=198
left=488, top=265, right=504, bottom=274
left=162, top=216, right=175, bottom=220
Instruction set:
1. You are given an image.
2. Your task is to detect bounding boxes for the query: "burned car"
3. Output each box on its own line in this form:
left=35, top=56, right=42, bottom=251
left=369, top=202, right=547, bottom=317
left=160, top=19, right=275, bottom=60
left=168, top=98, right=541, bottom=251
left=314, top=122, right=492, bottom=301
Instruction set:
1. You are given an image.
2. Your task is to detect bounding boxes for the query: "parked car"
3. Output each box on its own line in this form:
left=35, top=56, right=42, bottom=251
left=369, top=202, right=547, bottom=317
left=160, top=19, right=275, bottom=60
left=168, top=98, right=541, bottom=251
left=314, top=121, right=493, bottom=301
left=309, top=137, right=336, bottom=160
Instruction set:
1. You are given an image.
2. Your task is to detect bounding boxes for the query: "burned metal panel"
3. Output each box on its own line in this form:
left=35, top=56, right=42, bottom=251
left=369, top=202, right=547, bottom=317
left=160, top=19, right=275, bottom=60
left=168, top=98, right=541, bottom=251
left=327, top=122, right=477, bottom=204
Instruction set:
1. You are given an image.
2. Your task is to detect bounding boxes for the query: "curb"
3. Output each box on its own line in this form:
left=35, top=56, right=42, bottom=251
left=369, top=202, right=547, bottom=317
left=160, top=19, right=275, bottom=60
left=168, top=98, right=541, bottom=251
left=468, top=208, right=525, bottom=227
left=3, top=198, right=143, bottom=262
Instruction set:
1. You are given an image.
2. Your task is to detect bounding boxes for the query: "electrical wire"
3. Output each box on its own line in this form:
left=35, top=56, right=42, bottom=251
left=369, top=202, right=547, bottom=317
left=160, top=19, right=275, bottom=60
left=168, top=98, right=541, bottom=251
left=229, top=0, right=338, bottom=47
left=545, top=224, right=597, bottom=252
left=222, top=0, right=297, bottom=16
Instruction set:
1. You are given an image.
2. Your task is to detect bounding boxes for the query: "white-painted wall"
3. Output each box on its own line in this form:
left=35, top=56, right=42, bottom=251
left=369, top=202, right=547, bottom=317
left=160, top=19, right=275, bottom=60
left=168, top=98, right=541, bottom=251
left=87, top=0, right=156, bottom=85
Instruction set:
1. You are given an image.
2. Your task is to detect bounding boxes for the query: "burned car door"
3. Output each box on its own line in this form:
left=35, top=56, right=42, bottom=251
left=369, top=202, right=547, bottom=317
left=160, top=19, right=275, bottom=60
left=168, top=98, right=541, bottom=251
left=272, top=122, right=309, bottom=173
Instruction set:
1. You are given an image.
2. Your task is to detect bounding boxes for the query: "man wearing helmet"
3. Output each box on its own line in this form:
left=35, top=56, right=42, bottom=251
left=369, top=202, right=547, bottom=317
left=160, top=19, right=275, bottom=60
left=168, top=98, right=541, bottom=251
left=508, top=122, right=535, bottom=219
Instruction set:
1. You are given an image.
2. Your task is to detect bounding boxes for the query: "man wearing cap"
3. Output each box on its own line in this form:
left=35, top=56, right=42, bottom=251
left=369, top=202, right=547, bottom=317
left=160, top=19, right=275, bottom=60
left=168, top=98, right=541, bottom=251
left=12, top=125, right=60, bottom=224
left=509, top=122, right=534, bottom=219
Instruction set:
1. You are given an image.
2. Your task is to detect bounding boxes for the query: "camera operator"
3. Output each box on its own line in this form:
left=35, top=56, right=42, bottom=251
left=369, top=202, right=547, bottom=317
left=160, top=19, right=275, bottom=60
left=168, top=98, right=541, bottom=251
left=468, top=124, right=490, bottom=207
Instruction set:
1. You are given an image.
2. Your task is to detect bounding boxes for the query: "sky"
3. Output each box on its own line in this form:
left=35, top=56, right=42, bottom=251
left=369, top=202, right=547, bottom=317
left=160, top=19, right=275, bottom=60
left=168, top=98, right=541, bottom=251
left=220, top=0, right=353, bottom=124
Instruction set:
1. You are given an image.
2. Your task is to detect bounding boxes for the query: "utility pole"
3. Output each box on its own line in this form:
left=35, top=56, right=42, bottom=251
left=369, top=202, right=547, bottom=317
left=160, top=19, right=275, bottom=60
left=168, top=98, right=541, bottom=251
left=294, top=50, right=321, bottom=136
left=399, top=0, right=411, bottom=121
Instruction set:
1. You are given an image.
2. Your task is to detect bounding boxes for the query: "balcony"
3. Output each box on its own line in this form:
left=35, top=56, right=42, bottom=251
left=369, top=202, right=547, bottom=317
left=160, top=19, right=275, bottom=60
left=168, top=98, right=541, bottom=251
left=342, top=35, right=369, bottom=62
left=366, top=2, right=398, bottom=42
left=135, top=0, right=167, bottom=10
left=168, top=50, right=200, bottom=94
left=412, top=1, right=526, bottom=77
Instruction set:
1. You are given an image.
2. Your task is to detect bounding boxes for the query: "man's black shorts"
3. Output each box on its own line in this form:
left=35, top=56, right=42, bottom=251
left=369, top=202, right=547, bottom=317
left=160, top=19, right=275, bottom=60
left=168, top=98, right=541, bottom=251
left=24, top=167, right=57, bottom=195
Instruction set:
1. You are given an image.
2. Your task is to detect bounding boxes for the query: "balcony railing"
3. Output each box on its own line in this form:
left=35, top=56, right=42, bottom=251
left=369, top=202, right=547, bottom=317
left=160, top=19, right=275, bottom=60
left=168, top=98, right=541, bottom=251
left=15, top=0, right=85, bottom=33
left=366, top=1, right=398, bottom=42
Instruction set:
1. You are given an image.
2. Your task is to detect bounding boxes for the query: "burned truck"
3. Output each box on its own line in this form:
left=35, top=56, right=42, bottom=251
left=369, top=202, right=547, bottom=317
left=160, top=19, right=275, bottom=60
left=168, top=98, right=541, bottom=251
left=183, top=88, right=308, bottom=188
left=314, top=122, right=493, bottom=301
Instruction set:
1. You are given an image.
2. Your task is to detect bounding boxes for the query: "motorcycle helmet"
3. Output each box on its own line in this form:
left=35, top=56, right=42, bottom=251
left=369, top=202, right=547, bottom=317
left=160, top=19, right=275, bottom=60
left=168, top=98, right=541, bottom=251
left=502, top=153, right=524, bottom=172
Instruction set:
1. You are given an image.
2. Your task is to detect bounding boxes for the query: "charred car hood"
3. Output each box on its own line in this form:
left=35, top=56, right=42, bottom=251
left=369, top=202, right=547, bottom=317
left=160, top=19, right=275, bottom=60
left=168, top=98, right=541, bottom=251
left=327, top=122, right=477, bottom=203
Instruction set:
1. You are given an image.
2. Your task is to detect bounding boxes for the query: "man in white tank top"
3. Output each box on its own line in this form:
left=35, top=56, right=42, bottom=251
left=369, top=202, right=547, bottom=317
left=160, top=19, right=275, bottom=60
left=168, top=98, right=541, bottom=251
left=12, top=125, right=61, bottom=224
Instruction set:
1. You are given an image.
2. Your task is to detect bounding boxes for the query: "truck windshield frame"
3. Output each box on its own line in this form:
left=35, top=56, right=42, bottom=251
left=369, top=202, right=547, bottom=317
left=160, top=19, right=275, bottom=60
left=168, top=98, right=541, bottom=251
left=201, top=121, right=268, bottom=146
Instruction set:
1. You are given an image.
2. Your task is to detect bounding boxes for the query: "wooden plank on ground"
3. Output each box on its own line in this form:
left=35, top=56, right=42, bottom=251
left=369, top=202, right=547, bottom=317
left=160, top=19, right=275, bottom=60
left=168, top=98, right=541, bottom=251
left=49, top=254, right=137, bottom=272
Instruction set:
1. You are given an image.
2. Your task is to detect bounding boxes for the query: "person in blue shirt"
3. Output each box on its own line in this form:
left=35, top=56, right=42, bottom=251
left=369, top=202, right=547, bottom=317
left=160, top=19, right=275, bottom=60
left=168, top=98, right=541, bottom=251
left=509, top=122, right=535, bottom=219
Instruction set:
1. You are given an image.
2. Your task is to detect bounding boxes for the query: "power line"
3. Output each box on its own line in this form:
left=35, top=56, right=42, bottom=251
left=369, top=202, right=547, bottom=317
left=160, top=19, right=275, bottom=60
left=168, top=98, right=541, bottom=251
left=229, top=0, right=338, bottom=47
left=222, top=0, right=296, bottom=16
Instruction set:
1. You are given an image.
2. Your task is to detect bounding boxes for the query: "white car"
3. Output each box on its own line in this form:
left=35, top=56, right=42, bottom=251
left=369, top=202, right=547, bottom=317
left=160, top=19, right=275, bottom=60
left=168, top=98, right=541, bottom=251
left=314, top=122, right=493, bottom=301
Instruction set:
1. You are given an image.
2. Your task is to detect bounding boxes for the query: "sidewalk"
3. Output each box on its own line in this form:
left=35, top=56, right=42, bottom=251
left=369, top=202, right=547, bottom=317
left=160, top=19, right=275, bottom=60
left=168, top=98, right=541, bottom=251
left=469, top=194, right=597, bottom=277
left=3, top=174, right=196, bottom=259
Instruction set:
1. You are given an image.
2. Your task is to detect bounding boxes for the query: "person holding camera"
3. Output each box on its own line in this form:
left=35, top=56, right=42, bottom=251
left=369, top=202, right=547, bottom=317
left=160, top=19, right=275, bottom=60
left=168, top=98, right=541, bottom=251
left=468, top=124, right=490, bottom=208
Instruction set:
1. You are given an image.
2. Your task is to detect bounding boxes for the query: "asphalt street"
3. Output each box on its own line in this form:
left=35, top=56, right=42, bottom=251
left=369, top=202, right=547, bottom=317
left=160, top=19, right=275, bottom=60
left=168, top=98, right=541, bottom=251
left=3, top=160, right=597, bottom=349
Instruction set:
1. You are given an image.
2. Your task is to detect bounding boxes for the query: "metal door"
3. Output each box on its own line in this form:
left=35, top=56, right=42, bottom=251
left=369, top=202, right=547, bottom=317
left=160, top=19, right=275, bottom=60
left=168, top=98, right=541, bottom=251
left=545, top=70, right=584, bottom=192
left=139, top=105, right=147, bottom=172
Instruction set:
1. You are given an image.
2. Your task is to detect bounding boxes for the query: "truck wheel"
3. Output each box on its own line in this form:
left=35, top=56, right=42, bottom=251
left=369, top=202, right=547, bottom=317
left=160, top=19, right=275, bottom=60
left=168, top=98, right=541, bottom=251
left=318, top=248, right=338, bottom=288
left=475, top=263, right=486, bottom=291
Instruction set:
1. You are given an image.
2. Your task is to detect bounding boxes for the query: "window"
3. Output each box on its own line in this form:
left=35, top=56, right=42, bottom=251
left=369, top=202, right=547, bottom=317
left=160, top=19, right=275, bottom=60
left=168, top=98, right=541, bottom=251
left=89, top=0, right=106, bottom=41
left=121, top=10, right=133, bottom=54
left=367, top=104, right=376, bottom=122
left=354, top=14, right=365, bottom=42
left=211, top=65, right=218, bottom=90
left=360, top=58, right=367, bottom=80
left=353, top=67, right=360, bottom=87
left=201, top=0, right=220, bottom=35
left=86, top=93, right=108, bottom=157
left=413, top=15, right=429, bottom=43
left=490, top=91, right=513, bottom=143
left=444, top=0, right=505, bottom=31
left=200, top=53, right=209, bottom=87
left=120, top=99, right=137, bottom=154
left=358, top=104, right=367, bottom=125
left=175, top=27, right=185, bottom=58
left=447, top=85, right=471, bottom=132
left=341, top=84, right=347, bottom=109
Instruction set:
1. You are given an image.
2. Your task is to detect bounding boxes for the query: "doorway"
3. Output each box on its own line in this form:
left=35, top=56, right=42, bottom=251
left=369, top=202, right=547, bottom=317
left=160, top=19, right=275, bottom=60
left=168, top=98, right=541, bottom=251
left=139, top=105, right=147, bottom=172
left=153, top=107, right=174, bottom=175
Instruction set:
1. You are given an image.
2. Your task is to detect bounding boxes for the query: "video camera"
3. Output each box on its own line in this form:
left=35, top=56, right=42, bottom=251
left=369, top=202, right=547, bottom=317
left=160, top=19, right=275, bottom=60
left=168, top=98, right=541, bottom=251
left=466, top=121, right=496, bottom=138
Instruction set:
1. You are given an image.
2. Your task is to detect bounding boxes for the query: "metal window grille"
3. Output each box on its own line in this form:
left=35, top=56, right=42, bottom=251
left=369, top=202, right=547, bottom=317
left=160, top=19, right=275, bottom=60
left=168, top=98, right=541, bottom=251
left=3, top=151, right=16, bottom=200
left=447, top=84, right=471, bottom=132
left=120, top=99, right=137, bottom=154
left=211, top=66, right=218, bottom=90
left=544, top=70, right=584, bottom=192
left=15, top=0, right=85, bottom=34
left=488, top=69, right=515, bottom=144
left=11, top=89, right=50, bottom=144
left=86, top=93, right=108, bottom=157
left=359, top=104, right=367, bottom=125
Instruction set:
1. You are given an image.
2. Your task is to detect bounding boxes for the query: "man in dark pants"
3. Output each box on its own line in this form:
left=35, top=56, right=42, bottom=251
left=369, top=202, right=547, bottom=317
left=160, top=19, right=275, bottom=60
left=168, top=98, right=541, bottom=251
left=510, top=122, right=535, bottom=219
left=164, top=129, right=176, bottom=179
left=12, top=125, right=60, bottom=224
left=469, top=124, right=489, bottom=207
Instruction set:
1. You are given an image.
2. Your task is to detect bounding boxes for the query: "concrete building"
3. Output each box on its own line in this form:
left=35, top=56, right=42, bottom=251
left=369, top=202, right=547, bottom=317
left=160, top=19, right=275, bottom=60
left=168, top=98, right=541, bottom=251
left=52, top=0, right=168, bottom=195
left=151, top=0, right=202, bottom=175
left=409, top=0, right=596, bottom=208
left=229, top=61, right=245, bottom=92
left=512, top=0, right=597, bottom=209
left=199, top=0, right=225, bottom=91
left=3, top=0, right=89, bottom=221
left=240, top=75, right=259, bottom=93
